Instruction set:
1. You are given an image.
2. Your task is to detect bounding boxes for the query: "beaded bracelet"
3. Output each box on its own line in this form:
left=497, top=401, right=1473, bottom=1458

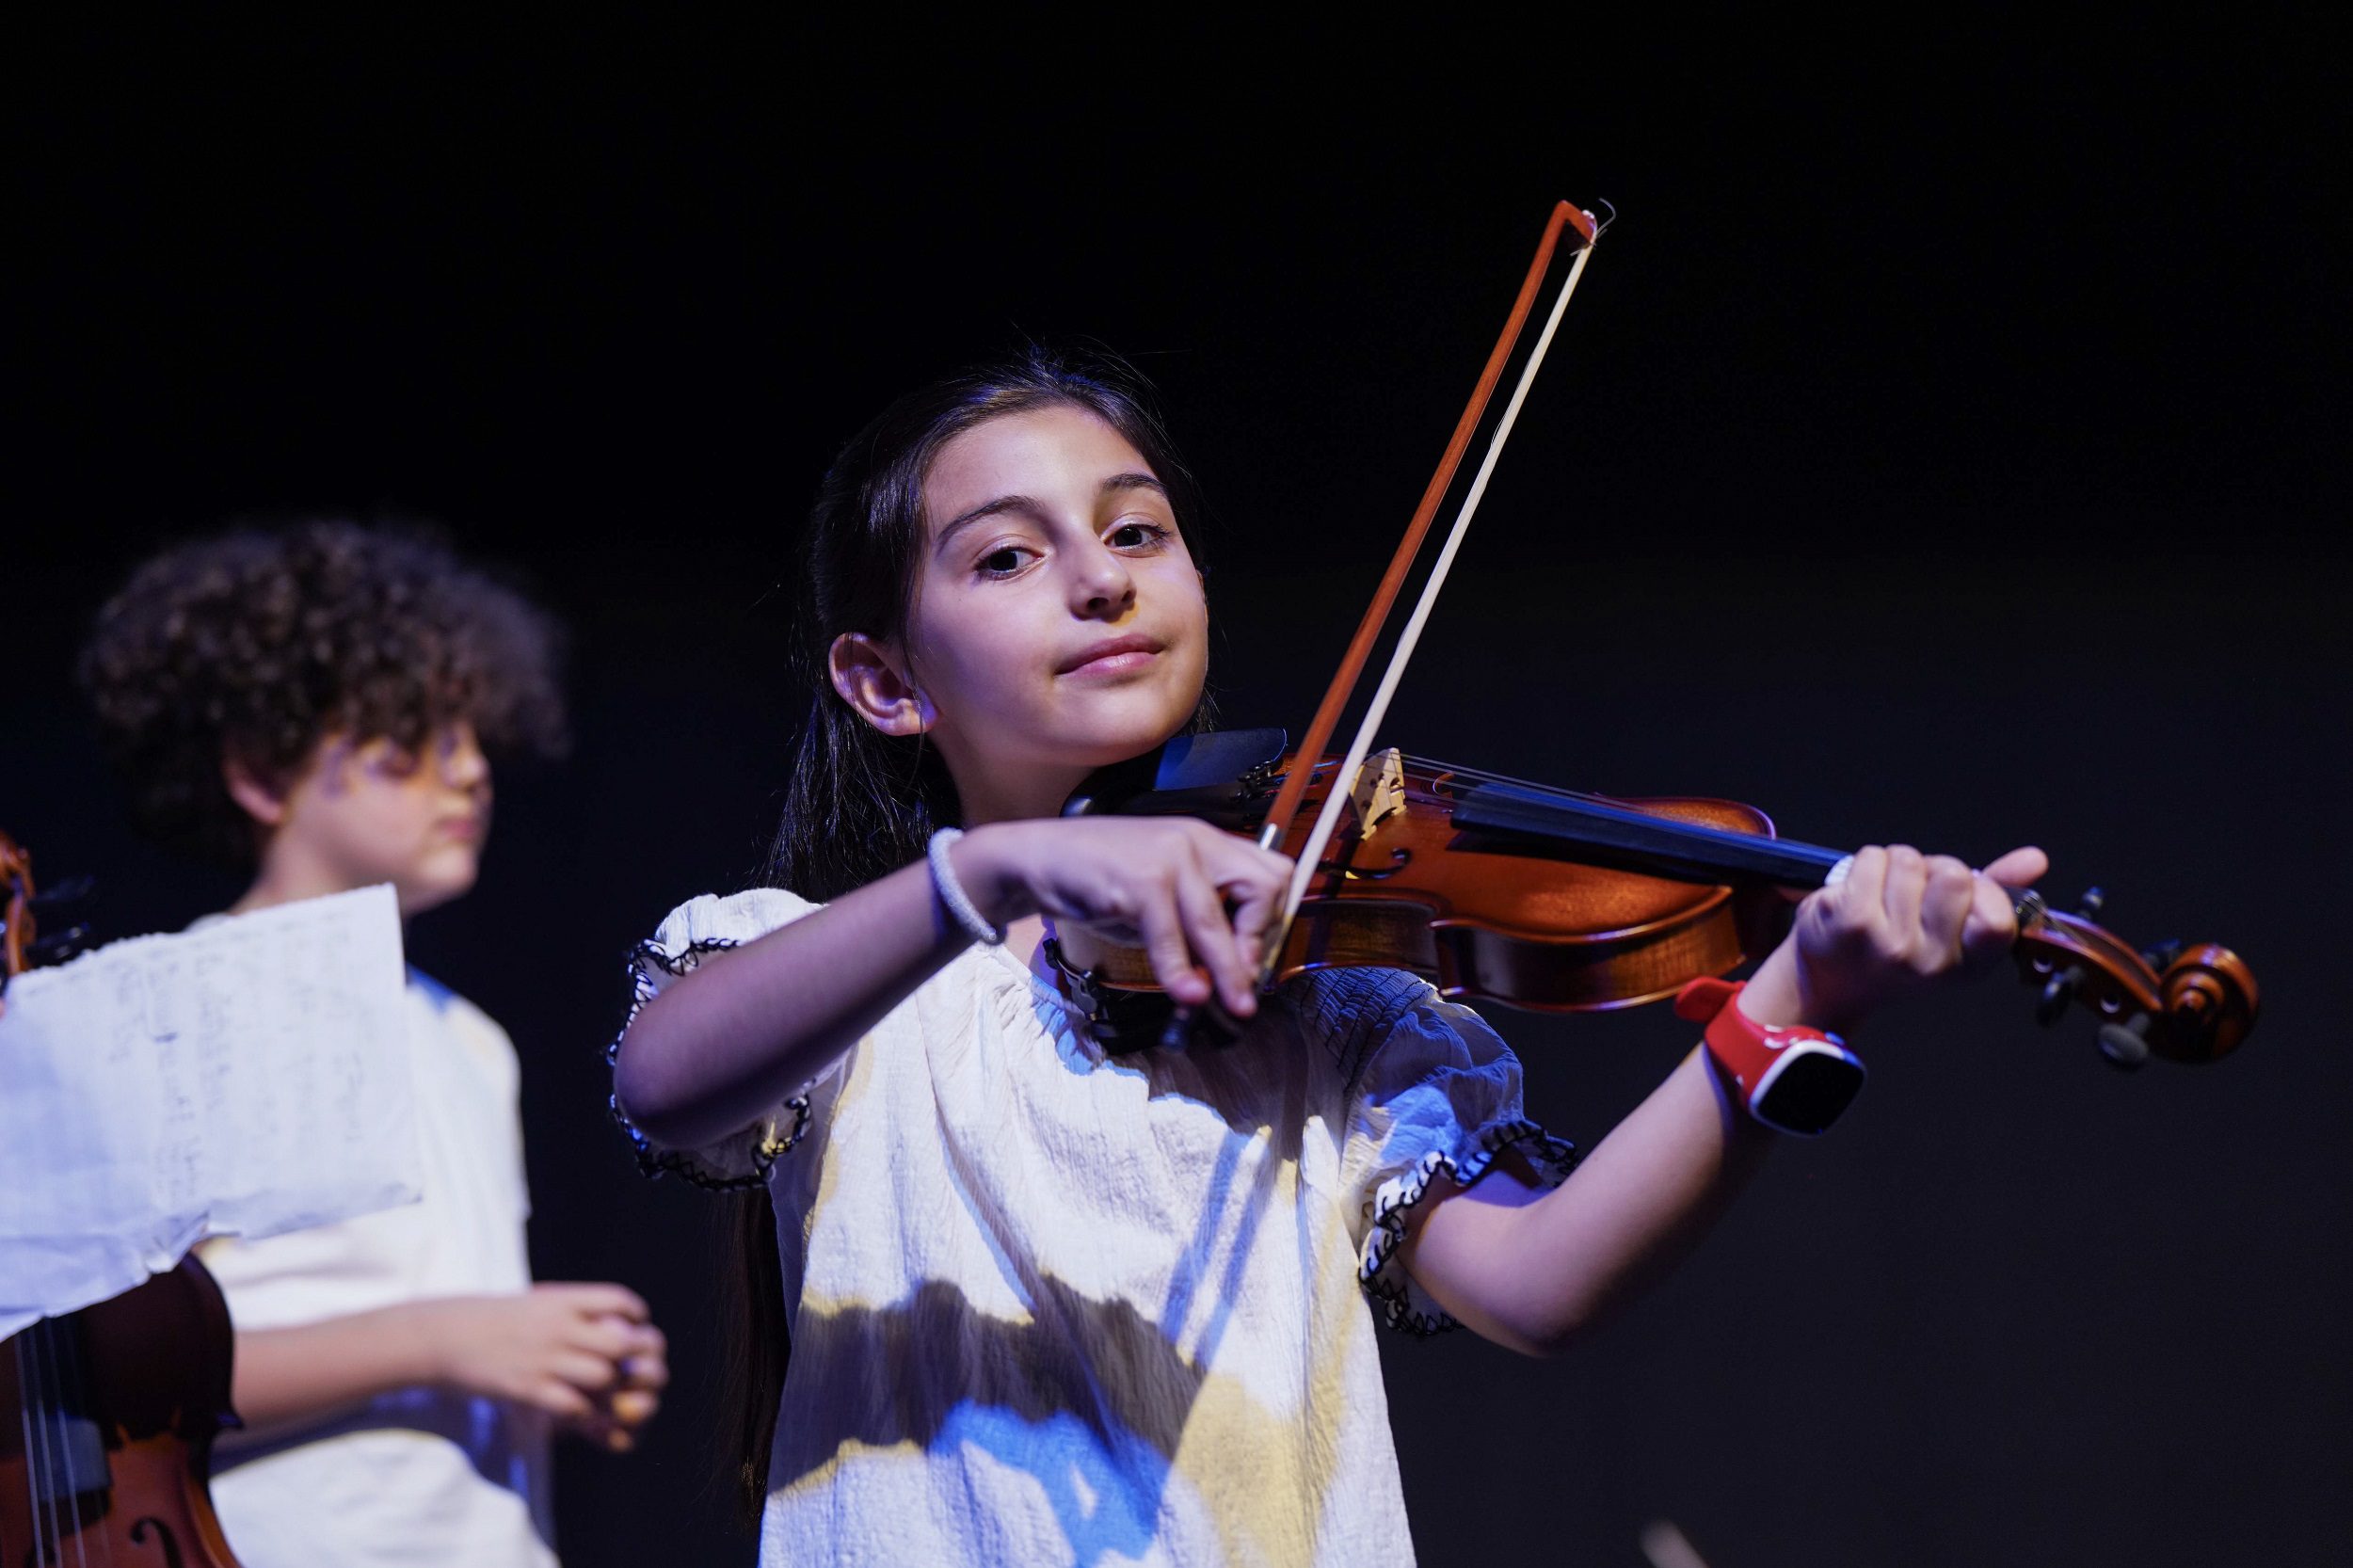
left=927, top=827, right=1004, bottom=946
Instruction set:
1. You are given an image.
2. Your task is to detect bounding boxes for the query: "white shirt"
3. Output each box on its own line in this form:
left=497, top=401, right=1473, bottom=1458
left=618, top=888, right=1577, bottom=1568
left=200, top=968, right=555, bottom=1568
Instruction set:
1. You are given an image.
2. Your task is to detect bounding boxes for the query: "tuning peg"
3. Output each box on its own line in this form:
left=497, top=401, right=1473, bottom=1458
left=2098, top=1014, right=2153, bottom=1071
left=2036, top=964, right=2086, bottom=1025
left=2139, top=938, right=2185, bottom=972
left=2073, top=886, right=2105, bottom=921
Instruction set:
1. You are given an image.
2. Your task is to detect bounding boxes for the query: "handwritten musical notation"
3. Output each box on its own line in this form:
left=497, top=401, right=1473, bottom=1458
left=0, top=885, right=418, bottom=1336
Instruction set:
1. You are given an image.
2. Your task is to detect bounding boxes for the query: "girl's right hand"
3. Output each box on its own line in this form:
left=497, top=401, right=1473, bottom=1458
left=954, top=818, right=1294, bottom=1016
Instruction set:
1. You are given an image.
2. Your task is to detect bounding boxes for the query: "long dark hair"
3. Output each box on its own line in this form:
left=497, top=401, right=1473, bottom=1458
left=722, top=344, right=1209, bottom=1523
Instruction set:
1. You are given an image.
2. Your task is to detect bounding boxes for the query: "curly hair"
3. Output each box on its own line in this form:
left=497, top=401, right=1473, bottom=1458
left=78, top=520, right=568, bottom=868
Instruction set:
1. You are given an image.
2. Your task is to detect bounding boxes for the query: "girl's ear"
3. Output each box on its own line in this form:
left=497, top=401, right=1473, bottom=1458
left=829, top=632, right=932, bottom=737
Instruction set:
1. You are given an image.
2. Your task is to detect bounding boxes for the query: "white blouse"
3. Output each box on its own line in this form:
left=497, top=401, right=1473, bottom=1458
left=615, top=888, right=1576, bottom=1568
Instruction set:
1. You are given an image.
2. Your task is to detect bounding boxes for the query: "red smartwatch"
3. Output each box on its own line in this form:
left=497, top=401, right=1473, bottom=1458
left=1674, top=977, right=1865, bottom=1137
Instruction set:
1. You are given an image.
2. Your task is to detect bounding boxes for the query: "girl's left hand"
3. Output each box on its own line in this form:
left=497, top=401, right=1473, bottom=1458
left=1748, top=843, right=2049, bottom=1032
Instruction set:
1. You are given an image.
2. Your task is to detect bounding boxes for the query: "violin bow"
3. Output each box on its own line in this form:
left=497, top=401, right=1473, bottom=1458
left=1252, top=200, right=1607, bottom=972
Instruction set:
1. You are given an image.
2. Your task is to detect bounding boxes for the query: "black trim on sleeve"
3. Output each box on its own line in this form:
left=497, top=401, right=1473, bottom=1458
left=605, top=935, right=811, bottom=1191
left=1358, top=1118, right=1583, bottom=1337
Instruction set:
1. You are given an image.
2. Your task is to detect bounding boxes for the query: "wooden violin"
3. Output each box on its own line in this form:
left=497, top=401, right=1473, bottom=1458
left=1064, top=200, right=2260, bottom=1068
left=0, top=828, right=247, bottom=1568
left=1068, top=734, right=2258, bottom=1067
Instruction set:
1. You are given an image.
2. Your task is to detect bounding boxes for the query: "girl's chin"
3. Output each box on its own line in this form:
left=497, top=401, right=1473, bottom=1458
left=1052, top=693, right=1198, bottom=755
left=1076, top=708, right=1197, bottom=758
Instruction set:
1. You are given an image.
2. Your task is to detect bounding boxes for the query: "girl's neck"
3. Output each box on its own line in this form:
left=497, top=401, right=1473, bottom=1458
left=947, top=762, right=1106, bottom=972
left=949, top=760, right=1095, bottom=829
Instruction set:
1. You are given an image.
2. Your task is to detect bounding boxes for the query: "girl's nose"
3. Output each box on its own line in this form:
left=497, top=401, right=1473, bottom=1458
left=1068, top=539, right=1138, bottom=617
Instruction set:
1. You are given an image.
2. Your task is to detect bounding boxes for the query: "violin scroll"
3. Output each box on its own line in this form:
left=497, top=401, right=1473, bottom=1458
left=2013, top=888, right=2258, bottom=1070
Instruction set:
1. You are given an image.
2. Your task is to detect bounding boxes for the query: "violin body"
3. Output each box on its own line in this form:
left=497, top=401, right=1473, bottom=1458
left=1279, top=797, right=1779, bottom=1014
left=1290, top=761, right=1794, bottom=1014
left=1089, top=747, right=1785, bottom=1012
left=0, top=1259, right=244, bottom=1568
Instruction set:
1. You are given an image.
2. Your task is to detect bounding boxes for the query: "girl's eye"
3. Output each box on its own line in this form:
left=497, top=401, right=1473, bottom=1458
left=1108, top=520, right=1171, bottom=551
left=977, top=544, right=1034, bottom=578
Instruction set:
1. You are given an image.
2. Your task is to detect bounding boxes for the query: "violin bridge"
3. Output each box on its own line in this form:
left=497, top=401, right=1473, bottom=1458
left=1348, top=747, right=1407, bottom=840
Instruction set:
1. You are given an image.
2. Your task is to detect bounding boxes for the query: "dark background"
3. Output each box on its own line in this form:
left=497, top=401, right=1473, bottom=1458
left=9, top=21, right=2349, bottom=1568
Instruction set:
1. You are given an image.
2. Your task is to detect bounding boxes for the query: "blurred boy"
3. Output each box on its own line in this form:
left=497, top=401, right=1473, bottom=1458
left=80, top=521, right=664, bottom=1568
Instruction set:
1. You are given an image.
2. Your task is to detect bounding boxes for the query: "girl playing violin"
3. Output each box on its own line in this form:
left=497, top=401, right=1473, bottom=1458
left=609, top=348, right=2046, bottom=1566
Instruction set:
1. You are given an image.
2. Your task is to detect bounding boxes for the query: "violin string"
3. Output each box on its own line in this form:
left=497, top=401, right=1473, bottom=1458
left=1386, top=751, right=1848, bottom=872
left=70, top=1320, right=106, bottom=1568
left=23, top=1330, right=65, bottom=1563
left=1278, top=238, right=1598, bottom=929
left=35, top=1329, right=64, bottom=1564
left=1387, top=753, right=2044, bottom=913
left=15, top=1338, right=46, bottom=1562
left=52, top=1320, right=98, bottom=1568
left=52, top=1322, right=90, bottom=1568
left=1365, top=744, right=1854, bottom=880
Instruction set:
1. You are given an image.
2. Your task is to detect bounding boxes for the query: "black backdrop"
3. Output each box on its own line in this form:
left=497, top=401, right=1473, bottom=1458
left=10, top=22, right=2350, bottom=1568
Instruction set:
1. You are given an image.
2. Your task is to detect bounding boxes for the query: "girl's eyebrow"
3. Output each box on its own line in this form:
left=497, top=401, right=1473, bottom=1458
left=1099, top=472, right=1166, bottom=500
left=934, top=473, right=1168, bottom=553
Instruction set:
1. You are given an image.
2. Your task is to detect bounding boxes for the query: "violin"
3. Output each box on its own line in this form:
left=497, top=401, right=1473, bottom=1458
left=0, top=828, right=247, bottom=1568
left=1064, top=201, right=2260, bottom=1070
left=1068, top=733, right=2258, bottom=1067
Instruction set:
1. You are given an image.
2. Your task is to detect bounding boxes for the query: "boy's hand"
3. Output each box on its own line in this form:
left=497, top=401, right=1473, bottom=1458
left=411, top=1282, right=665, bottom=1448
left=1746, top=843, right=2050, bottom=1032
left=579, top=1310, right=668, bottom=1454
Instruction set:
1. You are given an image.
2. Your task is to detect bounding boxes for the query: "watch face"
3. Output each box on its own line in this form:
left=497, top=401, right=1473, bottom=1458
left=1754, top=1046, right=1866, bottom=1136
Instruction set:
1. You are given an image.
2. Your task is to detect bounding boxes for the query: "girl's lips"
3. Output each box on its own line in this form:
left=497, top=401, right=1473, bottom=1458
left=1057, top=635, right=1164, bottom=677
left=1061, top=648, right=1161, bottom=679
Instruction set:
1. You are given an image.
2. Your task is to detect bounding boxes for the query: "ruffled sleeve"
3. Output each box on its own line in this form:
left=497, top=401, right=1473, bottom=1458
left=606, top=887, right=838, bottom=1189
left=1325, top=973, right=1581, bottom=1336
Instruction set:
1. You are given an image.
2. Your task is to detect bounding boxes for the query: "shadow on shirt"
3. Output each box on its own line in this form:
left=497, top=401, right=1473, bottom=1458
left=777, top=1274, right=1213, bottom=1561
left=761, top=968, right=1448, bottom=1560
left=775, top=1112, right=1305, bottom=1561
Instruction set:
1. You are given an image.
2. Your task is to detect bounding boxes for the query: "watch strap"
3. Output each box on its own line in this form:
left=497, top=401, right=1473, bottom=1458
left=1674, top=977, right=1865, bottom=1137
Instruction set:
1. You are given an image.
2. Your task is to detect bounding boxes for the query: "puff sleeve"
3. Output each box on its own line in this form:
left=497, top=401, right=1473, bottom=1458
left=1327, top=975, right=1581, bottom=1335
left=606, top=887, right=842, bottom=1189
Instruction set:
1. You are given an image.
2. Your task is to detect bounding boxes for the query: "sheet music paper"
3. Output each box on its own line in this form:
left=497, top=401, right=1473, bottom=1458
left=0, top=884, right=418, bottom=1337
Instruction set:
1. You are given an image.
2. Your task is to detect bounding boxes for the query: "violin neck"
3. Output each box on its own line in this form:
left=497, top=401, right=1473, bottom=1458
left=1450, top=781, right=1848, bottom=888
